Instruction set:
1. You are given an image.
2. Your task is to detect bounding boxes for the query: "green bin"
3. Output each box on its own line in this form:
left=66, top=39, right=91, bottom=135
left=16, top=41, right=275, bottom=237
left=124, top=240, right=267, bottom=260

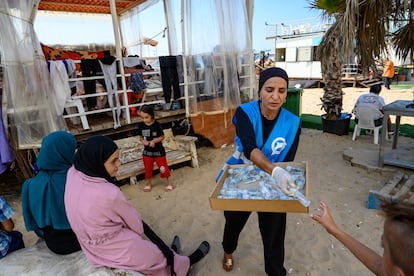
left=284, top=87, right=303, bottom=116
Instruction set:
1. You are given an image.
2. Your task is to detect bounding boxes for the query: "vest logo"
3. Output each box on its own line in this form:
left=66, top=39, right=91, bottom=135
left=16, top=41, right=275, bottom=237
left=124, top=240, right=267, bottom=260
left=271, top=137, right=287, bottom=155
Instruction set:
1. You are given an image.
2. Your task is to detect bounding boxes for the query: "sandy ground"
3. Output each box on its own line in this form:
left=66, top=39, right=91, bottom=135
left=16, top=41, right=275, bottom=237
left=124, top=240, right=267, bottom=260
left=5, top=84, right=414, bottom=275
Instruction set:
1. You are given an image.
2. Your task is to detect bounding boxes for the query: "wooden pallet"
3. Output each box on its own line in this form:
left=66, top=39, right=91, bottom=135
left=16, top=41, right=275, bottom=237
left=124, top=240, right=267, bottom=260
left=359, top=78, right=383, bottom=88
left=341, top=76, right=382, bottom=88
left=367, top=172, right=414, bottom=209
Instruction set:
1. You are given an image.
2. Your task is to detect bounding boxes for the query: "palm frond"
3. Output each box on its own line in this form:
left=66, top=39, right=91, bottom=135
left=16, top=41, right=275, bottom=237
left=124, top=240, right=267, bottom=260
left=393, top=20, right=414, bottom=61
left=356, top=0, right=391, bottom=70
left=311, top=0, right=414, bottom=118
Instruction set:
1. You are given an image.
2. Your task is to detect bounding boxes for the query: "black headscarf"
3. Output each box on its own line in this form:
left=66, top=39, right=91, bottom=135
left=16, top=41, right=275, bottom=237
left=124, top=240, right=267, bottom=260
left=74, top=135, right=118, bottom=183
left=258, top=67, right=289, bottom=93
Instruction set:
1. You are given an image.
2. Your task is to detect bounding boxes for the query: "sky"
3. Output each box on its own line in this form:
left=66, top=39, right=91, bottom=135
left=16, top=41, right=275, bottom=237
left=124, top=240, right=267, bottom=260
left=34, top=0, right=321, bottom=56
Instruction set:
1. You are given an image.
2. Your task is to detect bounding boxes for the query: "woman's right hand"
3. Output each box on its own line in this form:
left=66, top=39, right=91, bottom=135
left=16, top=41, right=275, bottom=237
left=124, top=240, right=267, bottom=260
left=310, top=201, right=339, bottom=235
left=271, top=166, right=297, bottom=196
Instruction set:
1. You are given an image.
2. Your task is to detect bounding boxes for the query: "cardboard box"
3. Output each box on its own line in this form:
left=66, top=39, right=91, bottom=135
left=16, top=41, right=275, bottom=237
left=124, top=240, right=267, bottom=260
left=209, top=162, right=309, bottom=213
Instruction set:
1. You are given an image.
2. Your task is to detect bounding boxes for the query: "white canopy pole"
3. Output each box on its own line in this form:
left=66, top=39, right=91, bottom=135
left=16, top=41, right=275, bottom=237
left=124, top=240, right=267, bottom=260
left=180, top=0, right=189, bottom=117
left=247, top=0, right=255, bottom=100
left=109, top=0, right=130, bottom=123
left=163, top=0, right=172, bottom=55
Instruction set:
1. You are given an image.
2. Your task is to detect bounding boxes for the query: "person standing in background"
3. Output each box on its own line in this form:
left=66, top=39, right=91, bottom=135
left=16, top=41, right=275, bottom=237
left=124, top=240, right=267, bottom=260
left=382, top=57, right=394, bottom=90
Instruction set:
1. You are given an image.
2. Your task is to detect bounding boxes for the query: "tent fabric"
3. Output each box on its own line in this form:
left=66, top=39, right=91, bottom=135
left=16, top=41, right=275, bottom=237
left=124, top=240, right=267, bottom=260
left=38, top=0, right=148, bottom=15
left=182, top=0, right=255, bottom=114
left=120, top=0, right=159, bottom=57
left=1, top=0, right=255, bottom=150
left=0, top=0, right=66, bottom=149
left=121, top=0, right=255, bottom=115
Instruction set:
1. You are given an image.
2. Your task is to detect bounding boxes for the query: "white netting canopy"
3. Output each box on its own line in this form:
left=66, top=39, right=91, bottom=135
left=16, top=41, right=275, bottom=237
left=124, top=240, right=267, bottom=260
left=0, top=0, right=66, bottom=149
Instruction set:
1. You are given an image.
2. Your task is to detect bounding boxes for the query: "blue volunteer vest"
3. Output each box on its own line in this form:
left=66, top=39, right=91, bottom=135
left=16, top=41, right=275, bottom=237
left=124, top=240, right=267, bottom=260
left=216, top=101, right=300, bottom=181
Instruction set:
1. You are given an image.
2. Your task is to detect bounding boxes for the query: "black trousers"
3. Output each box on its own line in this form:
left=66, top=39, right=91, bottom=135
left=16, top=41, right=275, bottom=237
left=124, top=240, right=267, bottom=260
left=159, top=56, right=181, bottom=104
left=43, top=226, right=81, bottom=255
left=222, top=211, right=287, bottom=276
left=80, top=59, right=103, bottom=109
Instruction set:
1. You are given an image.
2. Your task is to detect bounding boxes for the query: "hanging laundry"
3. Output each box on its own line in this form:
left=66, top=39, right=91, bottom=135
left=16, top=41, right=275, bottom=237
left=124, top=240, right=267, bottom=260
left=130, top=72, right=145, bottom=94
left=99, top=56, right=121, bottom=129
left=80, top=59, right=103, bottom=109
left=48, top=60, right=72, bottom=114
left=123, top=56, right=142, bottom=68
left=159, top=55, right=181, bottom=104
left=0, top=106, right=14, bottom=174
left=64, top=59, right=77, bottom=94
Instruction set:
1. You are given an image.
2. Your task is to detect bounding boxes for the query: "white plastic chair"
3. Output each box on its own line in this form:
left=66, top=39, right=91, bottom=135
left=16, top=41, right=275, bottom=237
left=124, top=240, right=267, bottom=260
left=352, top=106, right=384, bottom=144
left=64, top=97, right=90, bottom=130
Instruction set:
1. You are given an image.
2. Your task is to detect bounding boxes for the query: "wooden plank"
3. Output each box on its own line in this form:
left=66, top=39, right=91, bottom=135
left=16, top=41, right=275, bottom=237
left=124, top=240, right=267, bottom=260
left=395, top=175, right=414, bottom=198
left=379, top=171, right=405, bottom=194
left=406, top=193, right=414, bottom=204
left=367, top=172, right=406, bottom=209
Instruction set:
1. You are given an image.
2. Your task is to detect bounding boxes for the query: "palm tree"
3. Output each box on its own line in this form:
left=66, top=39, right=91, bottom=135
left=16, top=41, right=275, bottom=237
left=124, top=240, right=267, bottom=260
left=311, top=0, right=414, bottom=120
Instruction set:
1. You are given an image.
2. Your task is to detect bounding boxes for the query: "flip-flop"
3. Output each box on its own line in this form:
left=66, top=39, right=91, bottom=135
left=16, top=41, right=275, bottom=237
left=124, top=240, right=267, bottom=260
left=143, top=185, right=152, bottom=192
left=222, top=254, right=233, bottom=272
left=165, top=185, right=174, bottom=192
left=198, top=241, right=210, bottom=256
left=171, top=235, right=181, bottom=254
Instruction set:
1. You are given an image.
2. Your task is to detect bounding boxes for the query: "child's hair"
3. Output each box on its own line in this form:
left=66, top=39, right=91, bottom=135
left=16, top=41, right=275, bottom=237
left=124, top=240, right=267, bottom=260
left=369, top=84, right=382, bottom=94
left=381, top=201, right=414, bottom=274
left=141, top=105, right=155, bottom=119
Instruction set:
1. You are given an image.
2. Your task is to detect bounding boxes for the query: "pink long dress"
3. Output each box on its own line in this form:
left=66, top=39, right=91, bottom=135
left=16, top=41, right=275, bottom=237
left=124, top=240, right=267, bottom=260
left=64, top=166, right=190, bottom=276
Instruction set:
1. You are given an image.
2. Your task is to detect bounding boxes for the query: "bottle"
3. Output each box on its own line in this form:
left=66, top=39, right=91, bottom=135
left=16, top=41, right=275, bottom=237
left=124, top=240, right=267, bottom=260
left=292, top=189, right=311, bottom=207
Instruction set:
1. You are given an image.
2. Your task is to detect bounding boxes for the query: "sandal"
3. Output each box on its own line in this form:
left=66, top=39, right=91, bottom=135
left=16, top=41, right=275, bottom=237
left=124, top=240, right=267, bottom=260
left=165, top=185, right=174, bottom=192
left=222, top=253, right=233, bottom=272
left=171, top=235, right=181, bottom=254
left=143, top=185, right=152, bottom=192
left=198, top=241, right=210, bottom=256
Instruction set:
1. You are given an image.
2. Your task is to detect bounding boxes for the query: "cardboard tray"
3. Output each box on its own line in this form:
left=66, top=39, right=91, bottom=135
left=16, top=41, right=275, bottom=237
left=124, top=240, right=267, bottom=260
left=209, top=162, right=309, bottom=213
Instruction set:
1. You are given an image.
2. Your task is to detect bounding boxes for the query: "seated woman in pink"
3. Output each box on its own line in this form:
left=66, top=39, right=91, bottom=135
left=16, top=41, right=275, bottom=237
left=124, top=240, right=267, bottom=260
left=64, top=135, right=209, bottom=276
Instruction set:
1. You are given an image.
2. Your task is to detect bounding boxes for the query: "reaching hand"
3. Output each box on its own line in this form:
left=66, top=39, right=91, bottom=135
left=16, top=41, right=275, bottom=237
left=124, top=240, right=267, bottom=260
left=310, top=201, right=339, bottom=235
left=271, top=166, right=298, bottom=196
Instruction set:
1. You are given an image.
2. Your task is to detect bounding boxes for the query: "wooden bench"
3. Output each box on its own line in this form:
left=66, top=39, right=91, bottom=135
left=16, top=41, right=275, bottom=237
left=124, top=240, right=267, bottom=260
left=115, top=129, right=199, bottom=185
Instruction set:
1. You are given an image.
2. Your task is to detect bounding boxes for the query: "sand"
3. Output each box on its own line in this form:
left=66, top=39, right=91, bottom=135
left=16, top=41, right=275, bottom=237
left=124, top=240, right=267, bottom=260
left=5, top=85, right=414, bottom=275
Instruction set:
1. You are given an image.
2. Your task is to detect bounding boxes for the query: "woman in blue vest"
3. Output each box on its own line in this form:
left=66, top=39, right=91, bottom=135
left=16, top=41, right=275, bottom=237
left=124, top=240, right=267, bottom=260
left=220, top=67, right=301, bottom=275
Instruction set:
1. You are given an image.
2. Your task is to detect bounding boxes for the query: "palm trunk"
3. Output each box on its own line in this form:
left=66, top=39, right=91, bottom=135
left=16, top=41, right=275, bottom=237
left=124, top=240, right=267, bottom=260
left=320, top=35, right=343, bottom=120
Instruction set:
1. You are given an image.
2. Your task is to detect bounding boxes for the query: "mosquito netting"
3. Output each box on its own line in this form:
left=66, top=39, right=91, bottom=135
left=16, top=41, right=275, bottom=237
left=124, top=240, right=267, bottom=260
left=120, top=0, right=161, bottom=57
left=181, top=0, right=255, bottom=115
left=0, top=0, right=66, bottom=149
left=121, top=0, right=255, bottom=116
left=0, top=0, right=255, bottom=150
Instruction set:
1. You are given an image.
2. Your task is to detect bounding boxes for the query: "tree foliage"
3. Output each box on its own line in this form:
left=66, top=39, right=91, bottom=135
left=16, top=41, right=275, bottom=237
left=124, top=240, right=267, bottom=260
left=310, top=0, right=414, bottom=119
